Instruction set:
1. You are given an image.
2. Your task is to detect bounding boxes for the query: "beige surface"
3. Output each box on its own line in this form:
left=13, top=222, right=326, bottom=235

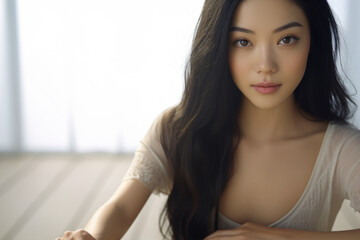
left=0, top=154, right=166, bottom=240
left=0, top=154, right=358, bottom=240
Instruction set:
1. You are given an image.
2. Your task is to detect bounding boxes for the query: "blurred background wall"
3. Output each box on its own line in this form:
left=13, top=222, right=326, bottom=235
left=0, top=0, right=359, bottom=153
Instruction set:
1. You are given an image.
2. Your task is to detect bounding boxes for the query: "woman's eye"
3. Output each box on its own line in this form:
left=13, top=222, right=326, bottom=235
left=233, top=39, right=251, bottom=48
left=279, top=36, right=299, bottom=45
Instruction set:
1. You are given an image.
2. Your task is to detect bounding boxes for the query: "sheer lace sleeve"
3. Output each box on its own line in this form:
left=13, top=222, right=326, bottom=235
left=123, top=111, right=171, bottom=195
left=335, top=124, right=360, bottom=212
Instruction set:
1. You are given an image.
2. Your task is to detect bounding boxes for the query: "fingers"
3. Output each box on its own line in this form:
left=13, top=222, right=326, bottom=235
left=64, top=231, right=72, bottom=237
left=204, top=229, right=243, bottom=239
left=56, top=229, right=95, bottom=240
left=204, top=235, right=242, bottom=240
left=204, top=222, right=272, bottom=239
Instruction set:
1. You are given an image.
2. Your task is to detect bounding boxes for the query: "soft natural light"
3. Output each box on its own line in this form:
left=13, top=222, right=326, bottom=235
left=16, top=0, right=205, bottom=152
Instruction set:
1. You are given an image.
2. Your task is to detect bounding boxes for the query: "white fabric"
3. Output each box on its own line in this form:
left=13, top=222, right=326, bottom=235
left=123, top=112, right=360, bottom=231
left=123, top=112, right=172, bottom=195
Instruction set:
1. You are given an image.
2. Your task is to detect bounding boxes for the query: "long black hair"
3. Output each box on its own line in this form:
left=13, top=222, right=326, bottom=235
left=159, top=0, right=356, bottom=239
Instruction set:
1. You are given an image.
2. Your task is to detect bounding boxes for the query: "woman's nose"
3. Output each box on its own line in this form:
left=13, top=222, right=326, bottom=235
left=256, top=45, right=278, bottom=75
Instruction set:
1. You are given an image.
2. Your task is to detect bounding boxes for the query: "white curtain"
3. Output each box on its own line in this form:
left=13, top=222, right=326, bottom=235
left=0, top=0, right=22, bottom=152
left=0, top=0, right=205, bottom=152
left=0, top=0, right=359, bottom=153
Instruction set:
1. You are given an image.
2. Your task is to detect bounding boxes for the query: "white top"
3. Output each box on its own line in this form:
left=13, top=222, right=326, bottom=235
left=123, top=112, right=360, bottom=231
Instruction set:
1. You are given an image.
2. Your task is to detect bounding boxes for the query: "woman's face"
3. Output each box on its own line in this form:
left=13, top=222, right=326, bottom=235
left=229, top=0, right=311, bottom=110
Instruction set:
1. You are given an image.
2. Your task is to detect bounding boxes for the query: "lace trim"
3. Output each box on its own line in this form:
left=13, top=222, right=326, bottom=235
left=140, top=140, right=169, bottom=180
left=123, top=152, right=170, bottom=195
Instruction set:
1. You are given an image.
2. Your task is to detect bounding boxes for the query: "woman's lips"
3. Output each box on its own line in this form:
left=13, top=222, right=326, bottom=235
left=251, top=83, right=282, bottom=94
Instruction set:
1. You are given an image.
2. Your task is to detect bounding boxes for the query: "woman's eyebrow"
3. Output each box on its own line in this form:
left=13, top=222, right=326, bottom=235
left=229, top=22, right=303, bottom=34
left=273, top=22, right=303, bottom=33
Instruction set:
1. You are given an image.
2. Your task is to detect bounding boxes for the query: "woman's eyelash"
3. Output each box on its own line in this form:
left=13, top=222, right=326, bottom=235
left=232, top=39, right=251, bottom=48
left=278, top=35, right=300, bottom=45
left=231, top=35, right=300, bottom=48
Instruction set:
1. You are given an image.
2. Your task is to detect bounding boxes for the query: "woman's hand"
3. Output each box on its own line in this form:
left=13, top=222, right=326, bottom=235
left=56, top=229, right=96, bottom=240
left=204, top=222, right=289, bottom=240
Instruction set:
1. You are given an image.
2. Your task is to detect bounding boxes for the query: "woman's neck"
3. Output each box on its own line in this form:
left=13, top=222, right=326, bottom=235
left=238, top=95, right=308, bottom=143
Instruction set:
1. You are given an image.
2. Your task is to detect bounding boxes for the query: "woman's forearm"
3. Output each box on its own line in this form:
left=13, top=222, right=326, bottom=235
left=84, top=201, right=132, bottom=240
left=84, top=180, right=152, bottom=240
left=288, top=228, right=360, bottom=240
left=205, top=222, right=360, bottom=240
left=56, top=180, right=151, bottom=240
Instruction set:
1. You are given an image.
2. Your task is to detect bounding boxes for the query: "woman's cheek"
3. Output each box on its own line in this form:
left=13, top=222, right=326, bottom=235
left=229, top=55, right=250, bottom=87
left=282, top=50, right=309, bottom=83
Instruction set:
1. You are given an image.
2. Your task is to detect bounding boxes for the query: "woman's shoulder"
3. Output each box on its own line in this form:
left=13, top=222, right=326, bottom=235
left=326, top=121, right=360, bottom=159
left=140, top=106, right=179, bottom=165
left=329, top=122, right=360, bottom=212
left=125, top=108, right=176, bottom=195
left=328, top=121, right=360, bottom=141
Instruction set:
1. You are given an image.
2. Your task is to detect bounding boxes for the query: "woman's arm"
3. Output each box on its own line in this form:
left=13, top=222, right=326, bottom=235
left=204, top=222, right=360, bottom=240
left=58, top=179, right=151, bottom=240
left=290, top=228, right=360, bottom=240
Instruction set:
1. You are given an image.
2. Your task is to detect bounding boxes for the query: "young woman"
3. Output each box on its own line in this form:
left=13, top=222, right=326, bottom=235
left=58, top=0, right=360, bottom=239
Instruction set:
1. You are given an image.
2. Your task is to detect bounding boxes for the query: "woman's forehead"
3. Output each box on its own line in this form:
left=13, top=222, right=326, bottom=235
left=231, top=0, right=309, bottom=31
